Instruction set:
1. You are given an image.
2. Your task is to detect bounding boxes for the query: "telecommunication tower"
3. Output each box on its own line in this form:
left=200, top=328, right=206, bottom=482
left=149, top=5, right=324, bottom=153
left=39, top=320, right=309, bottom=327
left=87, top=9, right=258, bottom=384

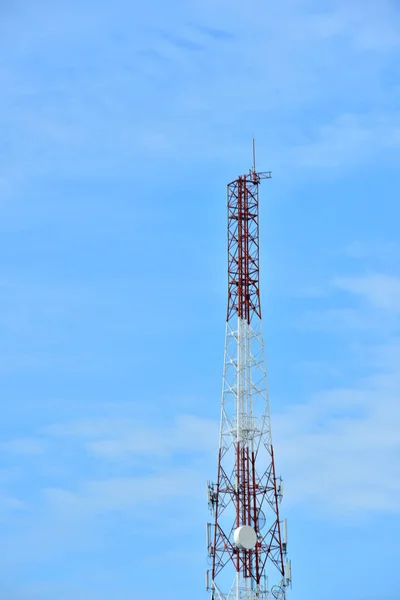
left=206, top=144, right=292, bottom=600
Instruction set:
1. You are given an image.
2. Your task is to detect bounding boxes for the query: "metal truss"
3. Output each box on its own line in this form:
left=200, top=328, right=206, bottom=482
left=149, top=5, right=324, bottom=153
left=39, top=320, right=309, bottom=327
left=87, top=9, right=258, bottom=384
left=207, top=161, right=291, bottom=600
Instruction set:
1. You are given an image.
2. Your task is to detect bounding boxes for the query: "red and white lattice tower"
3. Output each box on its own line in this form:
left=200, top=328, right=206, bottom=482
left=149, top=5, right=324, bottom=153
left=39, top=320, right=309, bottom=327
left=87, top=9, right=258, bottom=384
left=206, top=146, right=292, bottom=600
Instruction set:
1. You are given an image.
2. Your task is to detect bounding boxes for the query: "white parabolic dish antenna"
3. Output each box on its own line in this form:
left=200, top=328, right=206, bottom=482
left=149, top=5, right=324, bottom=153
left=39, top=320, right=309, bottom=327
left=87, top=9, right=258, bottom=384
left=233, top=525, right=257, bottom=550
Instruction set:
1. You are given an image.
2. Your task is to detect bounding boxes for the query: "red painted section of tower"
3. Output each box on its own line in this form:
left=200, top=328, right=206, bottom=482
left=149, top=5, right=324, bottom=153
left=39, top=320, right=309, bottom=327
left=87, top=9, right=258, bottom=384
left=211, top=443, right=285, bottom=585
left=227, top=170, right=271, bottom=324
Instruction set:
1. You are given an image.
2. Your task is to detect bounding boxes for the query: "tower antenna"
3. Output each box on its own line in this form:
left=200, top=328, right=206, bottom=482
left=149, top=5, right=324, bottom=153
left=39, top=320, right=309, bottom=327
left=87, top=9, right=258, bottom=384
left=206, top=151, right=291, bottom=600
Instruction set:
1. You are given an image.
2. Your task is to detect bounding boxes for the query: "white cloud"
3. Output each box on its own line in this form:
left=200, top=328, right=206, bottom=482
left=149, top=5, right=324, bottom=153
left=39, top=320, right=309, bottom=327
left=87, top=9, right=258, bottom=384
left=287, top=113, right=400, bottom=171
left=46, top=414, right=218, bottom=460
left=345, top=241, right=400, bottom=260
left=44, top=466, right=202, bottom=515
left=1, top=438, right=45, bottom=455
left=296, top=307, right=378, bottom=333
left=276, top=267, right=400, bottom=516
left=274, top=360, right=400, bottom=516
left=333, top=274, right=400, bottom=311
left=0, top=495, right=26, bottom=512
left=1, top=0, right=400, bottom=183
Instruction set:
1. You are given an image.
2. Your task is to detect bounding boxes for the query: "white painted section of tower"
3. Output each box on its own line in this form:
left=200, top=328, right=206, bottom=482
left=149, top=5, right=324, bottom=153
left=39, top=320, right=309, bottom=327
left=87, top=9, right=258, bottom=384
left=215, top=317, right=282, bottom=600
left=233, top=317, right=269, bottom=446
left=236, top=316, right=244, bottom=445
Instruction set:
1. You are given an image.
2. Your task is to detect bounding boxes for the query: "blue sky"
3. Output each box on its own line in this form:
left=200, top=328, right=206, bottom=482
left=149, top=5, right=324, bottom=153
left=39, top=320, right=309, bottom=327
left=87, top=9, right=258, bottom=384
left=1, top=0, right=400, bottom=598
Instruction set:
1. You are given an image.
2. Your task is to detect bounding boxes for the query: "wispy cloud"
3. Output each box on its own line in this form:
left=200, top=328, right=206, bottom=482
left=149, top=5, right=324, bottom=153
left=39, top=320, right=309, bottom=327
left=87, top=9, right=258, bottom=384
left=333, top=274, right=400, bottom=311
left=0, top=495, right=26, bottom=512
left=44, top=466, right=202, bottom=516
left=275, top=359, right=400, bottom=516
left=1, top=438, right=45, bottom=456
left=279, top=263, right=400, bottom=517
left=45, top=414, right=218, bottom=460
left=345, top=241, right=400, bottom=261
left=288, top=113, right=400, bottom=170
left=1, top=0, right=400, bottom=184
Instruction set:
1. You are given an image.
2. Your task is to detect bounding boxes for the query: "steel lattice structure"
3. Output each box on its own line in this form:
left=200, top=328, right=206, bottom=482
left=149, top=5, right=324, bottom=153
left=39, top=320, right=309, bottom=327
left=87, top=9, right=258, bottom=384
left=206, top=153, right=291, bottom=600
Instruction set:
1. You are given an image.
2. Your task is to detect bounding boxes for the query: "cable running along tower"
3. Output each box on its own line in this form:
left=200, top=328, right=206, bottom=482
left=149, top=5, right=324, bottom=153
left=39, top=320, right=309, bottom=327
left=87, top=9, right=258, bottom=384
left=206, top=146, right=291, bottom=600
